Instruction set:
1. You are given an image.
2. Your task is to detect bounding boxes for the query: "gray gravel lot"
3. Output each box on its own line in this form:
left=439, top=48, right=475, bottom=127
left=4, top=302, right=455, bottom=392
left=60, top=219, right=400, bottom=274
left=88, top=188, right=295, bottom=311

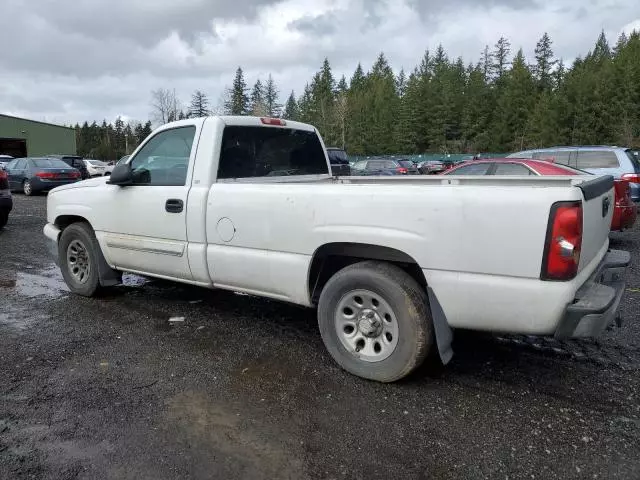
left=1, top=194, right=639, bottom=480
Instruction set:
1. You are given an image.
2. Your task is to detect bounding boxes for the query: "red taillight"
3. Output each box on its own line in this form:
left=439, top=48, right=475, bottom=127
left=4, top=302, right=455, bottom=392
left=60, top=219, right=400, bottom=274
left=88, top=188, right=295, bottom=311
left=621, top=173, right=640, bottom=184
left=397, top=167, right=408, bottom=174
left=0, top=170, right=6, bottom=180
left=260, top=117, right=286, bottom=126
left=71, top=171, right=81, bottom=178
left=35, top=171, right=57, bottom=179
left=541, top=201, right=583, bottom=281
left=614, top=180, right=631, bottom=205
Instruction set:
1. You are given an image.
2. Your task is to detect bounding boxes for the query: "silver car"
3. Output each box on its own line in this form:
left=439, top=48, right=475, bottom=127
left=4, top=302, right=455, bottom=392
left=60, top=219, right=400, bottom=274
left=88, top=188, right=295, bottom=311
left=507, top=146, right=640, bottom=202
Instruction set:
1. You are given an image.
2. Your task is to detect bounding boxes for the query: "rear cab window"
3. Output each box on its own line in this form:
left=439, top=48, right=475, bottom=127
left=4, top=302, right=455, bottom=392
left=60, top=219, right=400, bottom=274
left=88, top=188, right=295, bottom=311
left=217, top=127, right=328, bottom=179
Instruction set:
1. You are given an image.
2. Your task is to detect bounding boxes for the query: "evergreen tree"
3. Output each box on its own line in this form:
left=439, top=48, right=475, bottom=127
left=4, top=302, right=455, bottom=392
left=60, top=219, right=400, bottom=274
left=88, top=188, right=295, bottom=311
left=113, top=116, right=125, bottom=157
left=224, top=67, right=250, bottom=115
left=336, top=75, right=348, bottom=94
left=493, top=49, right=536, bottom=150
left=533, top=32, right=557, bottom=90
left=188, top=90, right=211, bottom=118
left=264, top=75, right=282, bottom=117
left=362, top=52, right=398, bottom=154
left=306, top=58, right=337, bottom=144
left=282, top=91, right=299, bottom=120
left=346, top=64, right=368, bottom=154
left=250, top=79, right=266, bottom=116
left=142, top=121, right=153, bottom=137
left=394, top=71, right=419, bottom=153
left=462, top=64, right=492, bottom=152
left=492, top=37, right=511, bottom=81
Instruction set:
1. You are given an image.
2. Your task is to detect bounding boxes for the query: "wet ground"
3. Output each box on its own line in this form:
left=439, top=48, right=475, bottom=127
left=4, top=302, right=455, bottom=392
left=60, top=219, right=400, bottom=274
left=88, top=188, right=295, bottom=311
left=1, top=195, right=639, bottom=480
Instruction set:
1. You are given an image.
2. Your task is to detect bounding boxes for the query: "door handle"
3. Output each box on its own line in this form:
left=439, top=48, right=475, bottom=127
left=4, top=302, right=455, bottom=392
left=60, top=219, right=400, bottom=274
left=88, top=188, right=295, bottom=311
left=165, top=199, right=184, bottom=213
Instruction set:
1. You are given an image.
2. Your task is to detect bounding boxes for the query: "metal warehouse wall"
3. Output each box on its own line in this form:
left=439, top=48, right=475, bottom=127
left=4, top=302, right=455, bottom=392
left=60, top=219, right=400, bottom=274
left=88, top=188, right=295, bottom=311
left=0, top=114, right=76, bottom=156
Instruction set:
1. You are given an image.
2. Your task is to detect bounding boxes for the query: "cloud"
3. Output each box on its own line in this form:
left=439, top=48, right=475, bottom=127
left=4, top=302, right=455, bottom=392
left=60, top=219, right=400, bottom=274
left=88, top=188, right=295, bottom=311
left=0, top=0, right=637, bottom=125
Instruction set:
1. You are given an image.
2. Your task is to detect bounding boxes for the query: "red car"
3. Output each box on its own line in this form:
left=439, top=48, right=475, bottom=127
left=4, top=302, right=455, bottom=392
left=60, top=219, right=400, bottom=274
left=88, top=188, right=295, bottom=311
left=445, top=158, right=637, bottom=232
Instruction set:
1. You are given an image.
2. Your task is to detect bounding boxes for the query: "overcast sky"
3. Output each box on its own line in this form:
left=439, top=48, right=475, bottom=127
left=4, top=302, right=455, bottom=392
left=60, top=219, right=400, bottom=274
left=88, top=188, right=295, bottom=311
left=0, top=0, right=638, bottom=127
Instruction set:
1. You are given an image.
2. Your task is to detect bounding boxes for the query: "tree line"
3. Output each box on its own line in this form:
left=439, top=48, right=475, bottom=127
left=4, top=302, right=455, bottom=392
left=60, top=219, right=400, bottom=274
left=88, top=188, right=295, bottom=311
left=74, top=119, right=153, bottom=161
left=75, top=29, right=640, bottom=159
left=222, top=30, right=640, bottom=155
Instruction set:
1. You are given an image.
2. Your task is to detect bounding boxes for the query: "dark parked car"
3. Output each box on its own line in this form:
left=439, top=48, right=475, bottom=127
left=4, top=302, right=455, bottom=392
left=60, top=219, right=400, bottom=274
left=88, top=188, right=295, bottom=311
left=352, top=158, right=420, bottom=176
left=5, top=157, right=82, bottom=196
left=0, top=167, right=12, bottom=228
left=417, top=160, right=446, bottom=174
left=326, top=147, right=350, bottom=176
left=48, top=154, right=90, bottom=179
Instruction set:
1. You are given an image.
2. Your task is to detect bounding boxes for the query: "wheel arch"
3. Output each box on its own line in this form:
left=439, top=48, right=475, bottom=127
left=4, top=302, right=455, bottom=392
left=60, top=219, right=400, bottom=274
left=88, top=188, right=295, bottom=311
left=54, top=214, right=92, bottom=230
left=308, top=242, right=427, bottom=304
left=308, top=242, right=453, bottom=366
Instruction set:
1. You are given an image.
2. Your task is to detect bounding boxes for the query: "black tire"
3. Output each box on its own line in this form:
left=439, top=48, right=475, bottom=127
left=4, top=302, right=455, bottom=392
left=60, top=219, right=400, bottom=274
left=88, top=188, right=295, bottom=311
left=58, top=222, right=102, bottom=297
left=0, top=210, right=7, bottom=229
left=23, top=180, right=33, bottom=196
left=318, top=261, right=434, bottom=382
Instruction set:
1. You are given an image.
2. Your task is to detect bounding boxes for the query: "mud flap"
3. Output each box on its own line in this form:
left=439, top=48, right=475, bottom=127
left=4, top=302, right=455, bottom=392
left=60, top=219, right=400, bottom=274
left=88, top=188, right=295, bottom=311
left=427, top=286, right=454, bottom=365
left=90, top=234, right=122, bottom=287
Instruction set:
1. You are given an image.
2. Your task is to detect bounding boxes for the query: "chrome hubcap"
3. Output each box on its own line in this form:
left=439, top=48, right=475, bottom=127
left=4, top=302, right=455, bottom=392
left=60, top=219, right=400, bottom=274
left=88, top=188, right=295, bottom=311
left=335, top=289, right=399, bottom=363
left=67, top=240, right=91, bottom=284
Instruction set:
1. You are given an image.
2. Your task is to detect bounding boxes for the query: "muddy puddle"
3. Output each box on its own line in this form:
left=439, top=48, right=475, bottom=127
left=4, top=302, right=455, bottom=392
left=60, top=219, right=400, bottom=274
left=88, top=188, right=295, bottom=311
left=0, top=264, right=65, bottom=329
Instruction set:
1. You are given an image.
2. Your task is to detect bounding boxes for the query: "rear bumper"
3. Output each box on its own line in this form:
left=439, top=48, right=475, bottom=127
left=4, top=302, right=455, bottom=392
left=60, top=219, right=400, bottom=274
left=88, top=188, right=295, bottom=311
left=555, top=249, right=630, bottom=339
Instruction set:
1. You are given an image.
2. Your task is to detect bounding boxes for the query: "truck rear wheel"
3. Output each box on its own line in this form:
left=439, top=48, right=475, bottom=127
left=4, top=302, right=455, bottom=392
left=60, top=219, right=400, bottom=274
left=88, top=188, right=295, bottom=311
left=58, top=223, right=102, bottom=297
left=318, top=261, right=434, bottom=382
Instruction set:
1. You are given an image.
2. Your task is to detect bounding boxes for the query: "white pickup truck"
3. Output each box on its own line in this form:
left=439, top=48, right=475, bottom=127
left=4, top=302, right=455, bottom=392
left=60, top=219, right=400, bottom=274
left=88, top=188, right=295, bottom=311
left=44, top=116, right=630, bottom=382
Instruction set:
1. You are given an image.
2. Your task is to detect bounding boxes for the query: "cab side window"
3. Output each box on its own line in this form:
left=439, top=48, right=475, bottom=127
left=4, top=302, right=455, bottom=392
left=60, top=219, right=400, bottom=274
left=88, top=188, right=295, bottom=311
left=129, top=127, right=196, bottom=186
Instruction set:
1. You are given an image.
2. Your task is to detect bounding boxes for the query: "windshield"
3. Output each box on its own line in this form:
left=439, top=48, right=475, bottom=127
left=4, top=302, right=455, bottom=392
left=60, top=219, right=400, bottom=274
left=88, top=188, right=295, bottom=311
left=88, top=160, right=106, bottom=166
left=33, top=159, right=71, bottom=168
left=398, top=160, right=414, bottom=168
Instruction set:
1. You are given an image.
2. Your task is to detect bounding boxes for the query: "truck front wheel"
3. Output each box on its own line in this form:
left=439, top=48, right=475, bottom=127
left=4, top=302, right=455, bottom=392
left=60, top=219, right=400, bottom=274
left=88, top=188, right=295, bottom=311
left=318, top=261, right=434, bottom=382
left=58, top=223, right=102, bottom=297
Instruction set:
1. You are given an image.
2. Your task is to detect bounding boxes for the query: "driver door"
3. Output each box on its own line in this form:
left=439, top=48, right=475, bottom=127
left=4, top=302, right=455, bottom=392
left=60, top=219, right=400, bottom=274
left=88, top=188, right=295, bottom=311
left=97, top=126, right=198, bottom=280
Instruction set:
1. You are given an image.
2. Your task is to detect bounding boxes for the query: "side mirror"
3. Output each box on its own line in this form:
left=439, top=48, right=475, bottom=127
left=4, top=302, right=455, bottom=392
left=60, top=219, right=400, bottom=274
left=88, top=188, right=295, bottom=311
left=107, top=162, right=133, bottom=186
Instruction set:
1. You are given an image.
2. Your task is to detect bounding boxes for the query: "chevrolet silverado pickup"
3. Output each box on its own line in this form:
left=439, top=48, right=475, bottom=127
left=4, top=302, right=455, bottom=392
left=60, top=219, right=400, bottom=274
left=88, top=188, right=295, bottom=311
left=44, top=116, right=630, bottom=382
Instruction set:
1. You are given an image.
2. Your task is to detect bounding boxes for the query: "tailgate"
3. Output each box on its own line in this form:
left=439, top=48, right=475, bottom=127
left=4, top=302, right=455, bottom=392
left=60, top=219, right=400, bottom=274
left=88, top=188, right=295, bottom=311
left=578, top=175, right=614, bottom=272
